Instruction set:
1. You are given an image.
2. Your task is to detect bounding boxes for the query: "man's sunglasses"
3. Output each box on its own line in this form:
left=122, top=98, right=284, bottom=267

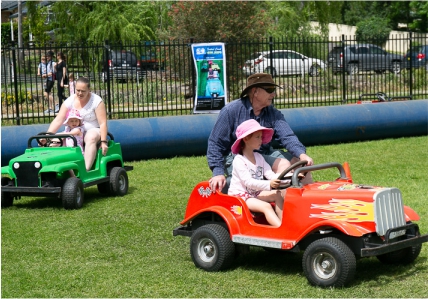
left=259, top=86, right=276, bottom=94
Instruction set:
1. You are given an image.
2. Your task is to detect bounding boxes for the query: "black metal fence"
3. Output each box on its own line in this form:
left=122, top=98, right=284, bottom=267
left=1, top=34, right=427, bottom=125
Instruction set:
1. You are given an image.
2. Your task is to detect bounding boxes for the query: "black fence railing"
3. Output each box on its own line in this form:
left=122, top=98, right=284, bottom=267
left=1, top=34, right=427, bottom=125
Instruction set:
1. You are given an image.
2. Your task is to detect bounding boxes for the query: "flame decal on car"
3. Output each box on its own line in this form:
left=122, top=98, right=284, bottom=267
left=310, top=198, right=374, bottom=222
left=338, top=184, right=358, bottom=190
left=231, top=205, right=243, bottom=216
left=318, top=184, right=331, bottom=190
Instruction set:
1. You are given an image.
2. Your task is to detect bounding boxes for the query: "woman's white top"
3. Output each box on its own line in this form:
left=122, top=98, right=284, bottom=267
left=63, top=93, right=103, bottom=131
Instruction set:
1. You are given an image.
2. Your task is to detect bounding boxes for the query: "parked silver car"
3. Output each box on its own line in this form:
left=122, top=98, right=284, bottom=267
left=242, top=50, right=326, bottom=77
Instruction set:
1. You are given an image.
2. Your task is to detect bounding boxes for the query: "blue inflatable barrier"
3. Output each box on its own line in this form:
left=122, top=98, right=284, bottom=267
left=2, top=100, right=427, bottom=166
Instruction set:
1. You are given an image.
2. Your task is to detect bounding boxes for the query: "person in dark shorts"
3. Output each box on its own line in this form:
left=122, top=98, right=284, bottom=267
left=44, top=51, right=56, bottom=114
left=55, top=52, right=67, bottom=111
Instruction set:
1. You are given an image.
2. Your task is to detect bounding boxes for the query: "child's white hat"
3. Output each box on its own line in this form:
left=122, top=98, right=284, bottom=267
left=63, top=109, right=83, bottom=125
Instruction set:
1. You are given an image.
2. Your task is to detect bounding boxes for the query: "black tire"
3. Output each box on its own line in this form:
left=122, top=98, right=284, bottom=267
left=390, top=61, right=401, bottom=74
left=110, top=167, right=129, bottom=196
left=302, top=237, right=356, bottom=287
left=1, top=177, right=14, bottom=208
left=190, top=224, right=235, bottom=272
left=309, top=65, right=321, bottom=77
left=61, top=177, right=84, bottom=210
left=347, top=63, right=359, bottom=75
left=377, top=243, right=422, bottom=265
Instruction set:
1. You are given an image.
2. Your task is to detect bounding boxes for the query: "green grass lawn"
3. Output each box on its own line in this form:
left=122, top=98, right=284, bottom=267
left=2, top=136, right=428, bottom=297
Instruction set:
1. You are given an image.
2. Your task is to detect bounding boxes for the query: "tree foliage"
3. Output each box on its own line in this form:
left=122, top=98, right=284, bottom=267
left=409, top=1, right=428, bottom=32
left=266, top=1, right=343, bottom=39
left=1, top=23, right=17, bottom=46
left=165, top=1, right=271, bottom=41
left=342, top=1, right=427, bottom=33
left=24, top=1, right=52, bottom=46
left=165, top=1, right=343, bottom=41
left=49, top=1, right=158, bottom=43
left=355, top=17, right=392, bottom=45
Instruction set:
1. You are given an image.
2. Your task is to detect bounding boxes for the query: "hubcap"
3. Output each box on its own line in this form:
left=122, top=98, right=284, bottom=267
left=76, top=187, right=82, bottom=205
left=312, top=252, right=337, bottom=279
left=118, top=174, right=126, bottom=191
left=198, top=238, right=216, bottom=262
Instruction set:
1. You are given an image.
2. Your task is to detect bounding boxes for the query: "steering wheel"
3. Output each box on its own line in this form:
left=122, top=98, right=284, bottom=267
left=376, top=92, right=388, bottom=102
left=276, top=160, right=308, bottom=189
left=36, top=132, right=54, bottom=147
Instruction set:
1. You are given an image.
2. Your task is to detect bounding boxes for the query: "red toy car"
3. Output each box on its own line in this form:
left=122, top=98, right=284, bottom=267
left=173, top=161, right=428, bottom=287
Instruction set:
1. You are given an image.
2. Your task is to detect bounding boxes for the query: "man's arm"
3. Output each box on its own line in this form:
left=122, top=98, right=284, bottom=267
left=207, top=109, right=233, bottom=177
left=272, top=109, right=306, bottom=158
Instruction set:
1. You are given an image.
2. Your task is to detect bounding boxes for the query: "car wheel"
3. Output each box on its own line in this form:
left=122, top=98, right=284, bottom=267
left=309, top=65, right=321, bottom=77
left=302, top=237, right=356, bottom=287
left=347, top=63, right=359, bottom=75
left=376, top=231, right=422, bottom=265
left=190, top=224, right=235, bottom=272
left=62, top=177, right=84, bottom=210
left=1, top=177, right=14, bottom=208
left=390, top=61, right=401, bottom=74
left=109, top=167, right=129, bottom=196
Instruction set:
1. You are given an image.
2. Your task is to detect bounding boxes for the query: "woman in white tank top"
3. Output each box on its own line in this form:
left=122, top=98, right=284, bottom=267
left=46, top=77, right=109, bottom=171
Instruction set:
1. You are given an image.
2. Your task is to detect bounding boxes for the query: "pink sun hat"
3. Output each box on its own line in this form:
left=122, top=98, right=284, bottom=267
left=63, top=109, right=83, bottom=125
left=231, top=119, right=274, bottom=154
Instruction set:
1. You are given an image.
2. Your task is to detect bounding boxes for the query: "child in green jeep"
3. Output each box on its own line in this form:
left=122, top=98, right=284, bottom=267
left=58, top=109, right=85, bottom=154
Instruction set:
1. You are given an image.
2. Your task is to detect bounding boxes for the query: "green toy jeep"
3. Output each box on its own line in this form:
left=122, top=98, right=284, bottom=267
left=1, top=132, right=133, bottom=209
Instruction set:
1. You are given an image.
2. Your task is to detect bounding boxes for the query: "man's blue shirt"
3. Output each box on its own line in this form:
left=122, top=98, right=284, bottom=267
left=207, top=97, right=307, bottom=176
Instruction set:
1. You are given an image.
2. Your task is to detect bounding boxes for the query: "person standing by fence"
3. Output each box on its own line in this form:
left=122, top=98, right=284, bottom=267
left=43, top=51, right=56, bottom=114
left=65, top=72, right=75, bottom=95
left=37, top=56, right=47, bottom=104
left=55, top=52, right=67, bottom=112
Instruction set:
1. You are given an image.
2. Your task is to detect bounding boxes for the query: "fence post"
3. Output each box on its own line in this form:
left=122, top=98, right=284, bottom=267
left=190, top=37, right=195, bottom=107
left=269, top=36, right=274, bottom=76
left=408, top=32, right=413, bottom=100
left=11, top=41, right=20, bottom=125
left=104, top=40, right=112, bottom=119
left=341, top=34, right=346, bottom=104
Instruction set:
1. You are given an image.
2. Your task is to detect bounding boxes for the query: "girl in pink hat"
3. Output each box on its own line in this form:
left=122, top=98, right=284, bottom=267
left=228, top=119, right=285, bottom=227
left=56, top=109, right=85, bottom=154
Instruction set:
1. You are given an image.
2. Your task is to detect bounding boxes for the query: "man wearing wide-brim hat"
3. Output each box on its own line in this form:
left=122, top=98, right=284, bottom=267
left=207, top=73, right=313, bottom=193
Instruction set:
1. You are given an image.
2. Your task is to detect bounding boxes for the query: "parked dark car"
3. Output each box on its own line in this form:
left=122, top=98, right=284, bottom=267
left=140, top=50, right=165, bottom=71
left=328, top=44, right=403, bottom=75
left=102, top=49, right=144, bottom=82
left=404, top=45, right=428, bottom=71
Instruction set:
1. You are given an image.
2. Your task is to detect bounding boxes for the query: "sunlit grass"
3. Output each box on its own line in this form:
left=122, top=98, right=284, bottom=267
left=1, top=136, right=427, bottom=297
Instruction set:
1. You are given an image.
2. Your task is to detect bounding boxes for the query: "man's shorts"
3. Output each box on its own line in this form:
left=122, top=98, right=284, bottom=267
left=45, top=79, right=54, bottom=93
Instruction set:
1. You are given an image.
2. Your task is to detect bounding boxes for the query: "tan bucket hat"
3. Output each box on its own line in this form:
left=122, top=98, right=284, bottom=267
left=240, top=73, right=282, bottom=98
